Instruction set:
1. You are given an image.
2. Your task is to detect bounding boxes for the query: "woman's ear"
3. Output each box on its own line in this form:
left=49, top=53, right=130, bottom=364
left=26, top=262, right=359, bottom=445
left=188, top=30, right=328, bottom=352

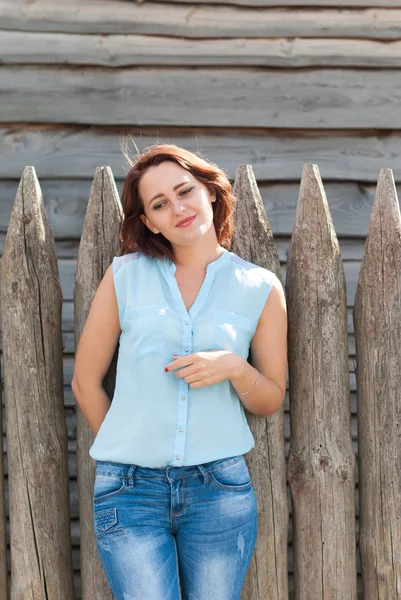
left=140, top=213, right=160, bottom=234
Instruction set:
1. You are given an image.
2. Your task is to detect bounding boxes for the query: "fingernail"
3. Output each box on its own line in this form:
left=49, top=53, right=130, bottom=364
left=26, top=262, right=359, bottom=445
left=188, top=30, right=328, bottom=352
left=164, top=367, right=169, bottom=372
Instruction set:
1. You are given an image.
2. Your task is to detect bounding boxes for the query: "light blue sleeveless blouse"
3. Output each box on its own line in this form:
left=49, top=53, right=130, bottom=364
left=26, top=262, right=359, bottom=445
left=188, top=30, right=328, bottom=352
left=89, top=248, right=275, bottom=467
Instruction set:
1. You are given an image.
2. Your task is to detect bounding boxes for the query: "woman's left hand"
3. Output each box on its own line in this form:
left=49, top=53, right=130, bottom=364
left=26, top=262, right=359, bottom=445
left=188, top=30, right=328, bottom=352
left=165, top=350, right=245, bottom=388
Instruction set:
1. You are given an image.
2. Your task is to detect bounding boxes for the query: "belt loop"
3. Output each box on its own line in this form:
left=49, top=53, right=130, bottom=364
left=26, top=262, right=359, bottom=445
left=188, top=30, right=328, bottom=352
left=127, top=465, right=137, bottom=487
left=197, top=464, right=210, bottom=485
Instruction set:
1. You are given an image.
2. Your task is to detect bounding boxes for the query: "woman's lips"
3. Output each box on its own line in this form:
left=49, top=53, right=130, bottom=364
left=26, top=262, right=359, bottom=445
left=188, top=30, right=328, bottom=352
left=176, top=215, right=196, bottom=227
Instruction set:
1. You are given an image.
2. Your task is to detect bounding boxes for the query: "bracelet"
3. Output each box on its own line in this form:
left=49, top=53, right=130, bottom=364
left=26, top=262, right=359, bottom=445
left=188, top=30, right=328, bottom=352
left=237, top=368, right=259, bottom=396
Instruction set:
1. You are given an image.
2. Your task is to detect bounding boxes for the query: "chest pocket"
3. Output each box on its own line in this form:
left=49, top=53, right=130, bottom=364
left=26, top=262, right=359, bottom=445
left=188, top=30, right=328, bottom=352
left=122, top=305, right=166, bottom=361
left=213, top=310, right=252, bottom=357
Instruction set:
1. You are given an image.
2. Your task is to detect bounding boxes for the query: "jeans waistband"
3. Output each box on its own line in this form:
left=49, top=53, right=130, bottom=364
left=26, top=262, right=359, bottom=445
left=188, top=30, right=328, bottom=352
left=95, top=454, right=244, bottom=483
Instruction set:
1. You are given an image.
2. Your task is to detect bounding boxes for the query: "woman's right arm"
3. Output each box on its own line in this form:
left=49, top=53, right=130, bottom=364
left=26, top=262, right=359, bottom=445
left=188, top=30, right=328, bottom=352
left=71, top=264, right=122, bottom=436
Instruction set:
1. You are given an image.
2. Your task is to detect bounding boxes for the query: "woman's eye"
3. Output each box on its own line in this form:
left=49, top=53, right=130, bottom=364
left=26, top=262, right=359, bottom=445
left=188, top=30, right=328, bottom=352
left=153, top=188, right=193, bottom=209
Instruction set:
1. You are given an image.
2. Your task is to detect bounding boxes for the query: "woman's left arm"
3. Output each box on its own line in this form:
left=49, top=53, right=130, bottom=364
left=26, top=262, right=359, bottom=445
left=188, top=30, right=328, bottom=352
left=229, top=275, right=288, bottom=418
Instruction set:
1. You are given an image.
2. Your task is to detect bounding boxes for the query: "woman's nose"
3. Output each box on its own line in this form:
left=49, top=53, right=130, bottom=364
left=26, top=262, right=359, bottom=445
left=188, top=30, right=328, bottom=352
left=173, top=201, right=185, bottom=214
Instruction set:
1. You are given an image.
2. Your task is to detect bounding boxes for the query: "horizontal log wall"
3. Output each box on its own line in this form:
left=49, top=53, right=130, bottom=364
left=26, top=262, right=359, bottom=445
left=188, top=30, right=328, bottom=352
left=1, top=1, right=399, bottom=597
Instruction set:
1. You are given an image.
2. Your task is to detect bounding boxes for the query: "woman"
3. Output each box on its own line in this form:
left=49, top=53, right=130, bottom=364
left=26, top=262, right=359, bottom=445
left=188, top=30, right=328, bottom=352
left=72, top=144, right=287, bottom=600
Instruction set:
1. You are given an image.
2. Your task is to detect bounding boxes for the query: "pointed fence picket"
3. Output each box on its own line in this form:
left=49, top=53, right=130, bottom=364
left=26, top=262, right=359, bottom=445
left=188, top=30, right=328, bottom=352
left=0, top=167, right=75, bottom=599
left=353, top=169, right=401, bottom=599
left=286, top=164, right=357, bottom=599
left=73, top=167, right=122, bottom=600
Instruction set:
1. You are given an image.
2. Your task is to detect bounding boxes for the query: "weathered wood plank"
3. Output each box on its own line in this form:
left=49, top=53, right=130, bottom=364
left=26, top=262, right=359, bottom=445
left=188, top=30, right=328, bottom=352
left=2, top=31, right=401, bottom=68
left=0, top=180, right=384, bottom=239
left=153, top=0, right=401, bottom=6
left=0, top=234, right=370, bottom=264
left=1, top=66, right=401, bottom=128
left=2, top=126, right=401, bottom=182
left=0, top=2, right=400, bottom=38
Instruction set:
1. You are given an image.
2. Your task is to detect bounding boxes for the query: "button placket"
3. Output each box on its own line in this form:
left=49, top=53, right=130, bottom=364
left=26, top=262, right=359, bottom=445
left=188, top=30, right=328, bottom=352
left=156, top=250, right=231, bottom=466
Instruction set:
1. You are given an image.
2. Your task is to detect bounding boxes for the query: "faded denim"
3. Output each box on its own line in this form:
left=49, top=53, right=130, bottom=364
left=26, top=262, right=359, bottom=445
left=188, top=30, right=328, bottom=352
left=92, top=454, right=258, bottom=600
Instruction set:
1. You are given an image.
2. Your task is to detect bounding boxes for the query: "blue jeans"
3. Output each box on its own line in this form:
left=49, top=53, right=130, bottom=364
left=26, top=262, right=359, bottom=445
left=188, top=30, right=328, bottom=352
left=92, top=454, right=258, bottom=600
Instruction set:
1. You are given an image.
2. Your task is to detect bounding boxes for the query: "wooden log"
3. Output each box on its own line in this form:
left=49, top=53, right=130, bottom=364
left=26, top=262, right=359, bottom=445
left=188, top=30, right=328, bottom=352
left=73, top=166, right=123, bottom=600
left=353, top=169, right=401, bottom=599
left=0, top=167, right=75, bottom=598
left=286, top=164, right=357, bottom=599
left=0, top=2, right=400, bottom=39
left=2, top=66, right=401, bottom=128
left=3, top=31, right=401, bottom=68
left=3, top=126, right=401, bottom=182
left=231, top=165, right=288, bottom=600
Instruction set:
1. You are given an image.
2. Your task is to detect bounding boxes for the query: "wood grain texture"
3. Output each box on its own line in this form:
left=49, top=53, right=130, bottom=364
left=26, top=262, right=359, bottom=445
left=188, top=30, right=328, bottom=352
left=3, top=31, right=401, bottom=68
left=286, top=164, right=357, bottom=599
left=353, top=169, right=401, bottom=599
left=0, top=2, right=400, bottom=38
left=73, top=167, right=122, bottom=600
left=0, top=167, right=76, bottom=599
left=231, top=164, right=288, bottom=600
left=1, top=66, right=401, bottom=128
left=2, top=126, right=401, bottom=182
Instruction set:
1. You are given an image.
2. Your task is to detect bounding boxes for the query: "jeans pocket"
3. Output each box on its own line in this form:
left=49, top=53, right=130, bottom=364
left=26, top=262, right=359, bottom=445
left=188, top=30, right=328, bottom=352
left=94, top=507, right=125, bottom=540
left=209, top=457, right=252, bottom=491
left=93, top=474, right=127, bottom=503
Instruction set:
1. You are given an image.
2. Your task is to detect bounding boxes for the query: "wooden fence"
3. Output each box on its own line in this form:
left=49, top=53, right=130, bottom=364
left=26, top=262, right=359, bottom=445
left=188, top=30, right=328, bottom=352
left=0, top=162, right=400, bottom=599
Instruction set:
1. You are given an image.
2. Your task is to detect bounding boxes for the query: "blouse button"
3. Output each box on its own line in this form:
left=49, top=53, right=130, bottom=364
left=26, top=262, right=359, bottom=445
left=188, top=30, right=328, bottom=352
left=179, top=428, right=183, bottom=432
left=185, top=321, right=189, bottom=325
left=181, top=396, right=186, bottom=401
left=176, top=456, right=180, bottom=460
left=185, top=348, right=189, bottom=352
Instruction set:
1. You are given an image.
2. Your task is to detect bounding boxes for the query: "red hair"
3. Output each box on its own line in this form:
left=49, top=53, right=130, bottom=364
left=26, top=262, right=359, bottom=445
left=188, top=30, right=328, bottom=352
left=118, top=143, right=235, bottom=262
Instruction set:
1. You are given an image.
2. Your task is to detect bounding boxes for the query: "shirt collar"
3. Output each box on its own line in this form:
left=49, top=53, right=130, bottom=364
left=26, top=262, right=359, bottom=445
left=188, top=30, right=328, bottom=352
left=160, top=247, right=230, bottom=276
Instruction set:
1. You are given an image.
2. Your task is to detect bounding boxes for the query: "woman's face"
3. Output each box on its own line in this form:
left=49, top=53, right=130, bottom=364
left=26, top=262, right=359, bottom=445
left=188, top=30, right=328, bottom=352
left=138, top=161, right=216, bottom=248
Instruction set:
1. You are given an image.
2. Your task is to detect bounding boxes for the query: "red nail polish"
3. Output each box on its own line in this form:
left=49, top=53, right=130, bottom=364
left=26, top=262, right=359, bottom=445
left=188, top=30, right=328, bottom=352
left=164, top=367, right=169, bottom=372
